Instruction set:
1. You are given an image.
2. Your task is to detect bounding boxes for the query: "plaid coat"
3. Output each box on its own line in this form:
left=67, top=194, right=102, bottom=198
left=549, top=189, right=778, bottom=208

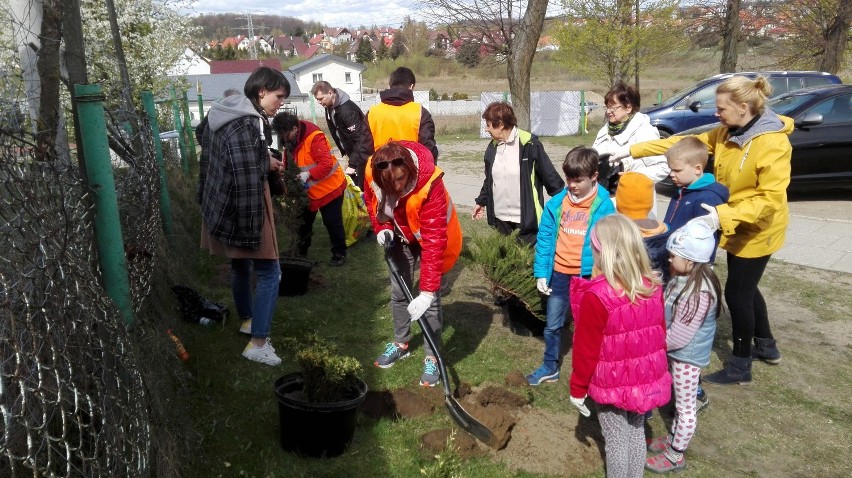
left=199, top=115, right=270, bottom=249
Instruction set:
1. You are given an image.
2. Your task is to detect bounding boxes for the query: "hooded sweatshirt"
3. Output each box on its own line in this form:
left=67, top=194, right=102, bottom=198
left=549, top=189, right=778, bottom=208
left=324, top=88, right=373, bottom=177
left=632, top=109, right=793, bottom=258
left=198, top=95, right=271, bottom=249
left=367, top=86, right=438, bottom=161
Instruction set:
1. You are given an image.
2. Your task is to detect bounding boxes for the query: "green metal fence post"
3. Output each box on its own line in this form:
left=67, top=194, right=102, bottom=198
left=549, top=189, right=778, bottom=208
left=502, top=91, right=509, bottom=103
left=181, top=89, right=197, bottom=167
left=170, top=85, right=188, bottom=173
left=580, top=90, right=587, bottom=134
left=141, top=90, right=174, bottom=238
left=196, top=81, right=204, bottom=119
left=657, top=89, right=663, bottom=104
left=73, top=83, right=134, bottom=326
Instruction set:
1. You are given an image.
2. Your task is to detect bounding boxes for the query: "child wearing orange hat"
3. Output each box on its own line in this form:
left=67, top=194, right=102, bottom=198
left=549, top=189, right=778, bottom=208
left=616, top=172, right=671, bottom=282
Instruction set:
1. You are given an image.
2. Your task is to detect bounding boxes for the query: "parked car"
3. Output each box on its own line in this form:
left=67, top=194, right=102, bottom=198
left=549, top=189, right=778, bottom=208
left=657, top=84, right=852, bottom=193
left=643, top=71, right=842, bottom=137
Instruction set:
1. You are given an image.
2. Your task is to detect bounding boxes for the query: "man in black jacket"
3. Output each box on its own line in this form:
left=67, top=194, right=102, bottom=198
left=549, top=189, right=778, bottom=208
left=310, top=81, right=373, bottom=189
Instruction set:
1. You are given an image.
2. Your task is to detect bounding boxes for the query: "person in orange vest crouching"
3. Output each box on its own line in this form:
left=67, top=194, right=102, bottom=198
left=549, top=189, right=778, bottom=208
left=366, top=67, right=438, bottom=163
left=364, top=140, right=461, bottom=387
left=272, top=112, right=348, bottom=266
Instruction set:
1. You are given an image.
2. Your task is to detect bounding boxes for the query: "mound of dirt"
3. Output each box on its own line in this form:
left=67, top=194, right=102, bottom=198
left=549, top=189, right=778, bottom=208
left=421, top=428, right=485, bottom=459
left=504, top=370, right=528, bottom=387
left=363, top=372, right=606, bottom=477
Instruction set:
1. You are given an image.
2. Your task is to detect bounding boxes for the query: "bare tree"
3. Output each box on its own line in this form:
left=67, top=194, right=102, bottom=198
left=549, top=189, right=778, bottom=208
left=817, top=0, right=852, bottom=73
left=772, top=0, right=852, bottom=73
left=420, top=0, right=549, bottom=129
left=719, top=0, right=741, bottom=72
left=556, top=0, right=683, bottom=88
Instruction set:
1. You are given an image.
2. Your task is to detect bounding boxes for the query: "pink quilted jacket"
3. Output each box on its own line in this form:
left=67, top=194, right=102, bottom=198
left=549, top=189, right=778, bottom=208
left=571, top=276, right=671, bottom=414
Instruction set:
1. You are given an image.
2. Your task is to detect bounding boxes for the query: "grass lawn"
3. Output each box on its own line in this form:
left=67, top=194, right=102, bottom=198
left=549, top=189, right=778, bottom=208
left=168, top=137, right=852, bottom=477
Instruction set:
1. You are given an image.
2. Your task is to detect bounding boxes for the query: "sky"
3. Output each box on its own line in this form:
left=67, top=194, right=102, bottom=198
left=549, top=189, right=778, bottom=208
left=185, top=0, right=419, bottom=29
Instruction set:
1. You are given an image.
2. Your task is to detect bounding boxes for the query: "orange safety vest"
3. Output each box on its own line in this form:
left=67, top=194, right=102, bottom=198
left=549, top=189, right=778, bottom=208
left=368, top=101, right=421, bottom=150
left=295, top=130, right=345, bottom=201
left=366, top=164, right=461, bottom=273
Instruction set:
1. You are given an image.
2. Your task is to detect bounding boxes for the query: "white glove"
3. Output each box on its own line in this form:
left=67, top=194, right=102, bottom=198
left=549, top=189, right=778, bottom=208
left=699, top=203, right=721, bottom=230
left=536, top=278, right=552, bottom=296
left=298, top=171, right=310, bottom=183
left=345, top=166, right=356, bottom=175
left=376, top=229, right=394, bottom=246
left=608, top=146, right=631, bottom=165
left=407, top=292, right=435, bottom=321
left=570, top=395, right=591, bottom=417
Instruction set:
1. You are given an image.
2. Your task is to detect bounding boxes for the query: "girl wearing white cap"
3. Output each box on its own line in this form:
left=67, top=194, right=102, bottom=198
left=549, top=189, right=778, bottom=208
left=646, top=220, right=722, bottom=473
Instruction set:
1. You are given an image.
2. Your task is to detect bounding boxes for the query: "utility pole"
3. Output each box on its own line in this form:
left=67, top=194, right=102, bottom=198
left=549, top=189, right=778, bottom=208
left=237, top=11, right=269, bottom=60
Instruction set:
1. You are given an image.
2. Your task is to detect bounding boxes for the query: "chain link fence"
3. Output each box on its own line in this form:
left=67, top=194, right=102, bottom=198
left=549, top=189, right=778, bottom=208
left=0, top=23, right=189, bottom=477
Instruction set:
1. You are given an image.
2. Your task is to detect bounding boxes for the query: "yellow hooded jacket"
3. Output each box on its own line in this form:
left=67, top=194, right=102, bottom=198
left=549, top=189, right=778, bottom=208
left=631, top=112, right=793, bottom=258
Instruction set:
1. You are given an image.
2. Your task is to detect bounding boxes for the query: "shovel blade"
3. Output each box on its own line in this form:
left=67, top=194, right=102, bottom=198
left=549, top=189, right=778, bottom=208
left=445, top=397, right=495, bottom=445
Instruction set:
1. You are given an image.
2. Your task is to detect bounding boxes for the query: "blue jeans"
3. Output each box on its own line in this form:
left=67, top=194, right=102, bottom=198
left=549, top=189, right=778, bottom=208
left=231, top=258, right=281, bottom=338
left=542, top=271, right=574, bottom=371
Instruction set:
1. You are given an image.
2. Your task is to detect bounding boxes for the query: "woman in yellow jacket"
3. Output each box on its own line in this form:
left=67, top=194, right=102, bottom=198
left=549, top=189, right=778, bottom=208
left=611, top=76, right=792, bottom=385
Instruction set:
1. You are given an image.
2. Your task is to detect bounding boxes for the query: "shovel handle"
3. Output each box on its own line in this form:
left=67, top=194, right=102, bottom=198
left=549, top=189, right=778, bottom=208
left=381, top=242, right=497, bottom=445
left=383, top=242, right=453, bottom=397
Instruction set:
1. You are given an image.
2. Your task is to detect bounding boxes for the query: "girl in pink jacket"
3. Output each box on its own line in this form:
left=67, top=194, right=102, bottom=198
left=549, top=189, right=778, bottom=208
left=569, top=214, right=671, bottom=478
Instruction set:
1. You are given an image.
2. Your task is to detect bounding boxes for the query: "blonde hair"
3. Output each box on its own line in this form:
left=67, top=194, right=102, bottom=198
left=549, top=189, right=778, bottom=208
left=716, top=75, right=772, bottom=116
left=591, top=214, right=661, bottom=301
left=665, top=136, right=709, bottom=168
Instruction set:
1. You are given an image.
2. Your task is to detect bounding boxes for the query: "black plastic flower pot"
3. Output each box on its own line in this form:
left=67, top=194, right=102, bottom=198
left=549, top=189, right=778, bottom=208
left=273, top=372, right=368, bottom=458
left=278, top=257, right=315, bottom=296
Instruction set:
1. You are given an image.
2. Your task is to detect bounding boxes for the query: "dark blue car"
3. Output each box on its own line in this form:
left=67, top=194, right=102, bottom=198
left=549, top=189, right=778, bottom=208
left=658, top=84, right=852, bottom=192
left=643, top=71, right=842, bottom=137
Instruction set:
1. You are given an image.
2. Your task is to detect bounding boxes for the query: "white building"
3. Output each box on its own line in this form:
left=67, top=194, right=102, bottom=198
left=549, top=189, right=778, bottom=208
left=288, top=54, right=367, bottom=101
left=167, top=47, right=210, bottom=76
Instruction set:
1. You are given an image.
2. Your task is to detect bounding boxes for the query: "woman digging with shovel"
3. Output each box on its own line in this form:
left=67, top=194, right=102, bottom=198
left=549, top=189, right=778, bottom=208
left=364, top=140, right=462, bottom=387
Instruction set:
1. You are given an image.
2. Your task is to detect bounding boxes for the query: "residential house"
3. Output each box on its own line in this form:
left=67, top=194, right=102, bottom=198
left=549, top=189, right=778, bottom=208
left=323, top=28, right=352, bottom=45
left=288, top=54, right=366, bottom=101
left=209, top=59, right=282, bottom=74
left=252, top=36, right=274, bottom=54
left=174, top=71, right=302, bottom=125
left=429, top=31, right=450, bottom=51
left=275, top=35, right=309, bottom=57
left=167, top=47, right=210, bottom=76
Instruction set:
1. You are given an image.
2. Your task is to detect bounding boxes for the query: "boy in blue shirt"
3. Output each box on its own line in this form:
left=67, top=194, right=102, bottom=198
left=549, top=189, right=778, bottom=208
left=528, top=147, right=616, bottom=385
left=662, top=136, right=729, bottom=409
left=663, top=137, right=729, bottom=262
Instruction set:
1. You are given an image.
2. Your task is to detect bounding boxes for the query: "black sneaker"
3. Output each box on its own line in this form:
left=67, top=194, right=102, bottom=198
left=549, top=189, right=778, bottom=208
left=330, top=254, right=347, bottom=266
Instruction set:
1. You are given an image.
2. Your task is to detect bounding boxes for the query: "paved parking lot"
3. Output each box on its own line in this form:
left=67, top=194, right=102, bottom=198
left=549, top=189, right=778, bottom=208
left=442, top=170, right=852, bottom=274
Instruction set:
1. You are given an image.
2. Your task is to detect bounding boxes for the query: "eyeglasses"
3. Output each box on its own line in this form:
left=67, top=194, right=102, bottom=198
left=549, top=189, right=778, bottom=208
left=375, top=158, right=405, bottom=170
left=605, top=104, right=624, bottom=112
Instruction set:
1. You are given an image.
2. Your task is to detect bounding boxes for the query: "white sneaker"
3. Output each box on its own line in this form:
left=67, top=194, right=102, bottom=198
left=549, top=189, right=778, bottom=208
left=242, top=341, right=281, bottom=366
left=239, top=318, right=252, bottom=335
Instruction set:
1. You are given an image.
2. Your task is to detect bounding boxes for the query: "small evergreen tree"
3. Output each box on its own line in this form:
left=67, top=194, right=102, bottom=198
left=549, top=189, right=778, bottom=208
left=376, top=40, right=389, bottom=60
left=355, top=37, right=375, bottom=63
left=390, top=32, right=406, bottom=59
left=456, top=41, right=481, bottom=68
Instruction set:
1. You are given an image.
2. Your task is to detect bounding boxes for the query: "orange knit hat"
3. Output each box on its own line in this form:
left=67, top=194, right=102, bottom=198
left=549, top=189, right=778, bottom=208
left=615, top=172, right=654, bottom=220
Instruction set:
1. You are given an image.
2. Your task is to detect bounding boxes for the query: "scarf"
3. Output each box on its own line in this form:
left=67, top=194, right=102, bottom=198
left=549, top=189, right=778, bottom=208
left=608, top=113, right=635, bottom=136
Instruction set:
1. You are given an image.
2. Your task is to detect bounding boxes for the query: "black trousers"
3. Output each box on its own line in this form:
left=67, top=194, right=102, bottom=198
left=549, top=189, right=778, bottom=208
left=493, top=217, right=537, bottom=246
left=725, top=253, right=772, bottom=358
left=298, top=193, right=346, bottom=257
